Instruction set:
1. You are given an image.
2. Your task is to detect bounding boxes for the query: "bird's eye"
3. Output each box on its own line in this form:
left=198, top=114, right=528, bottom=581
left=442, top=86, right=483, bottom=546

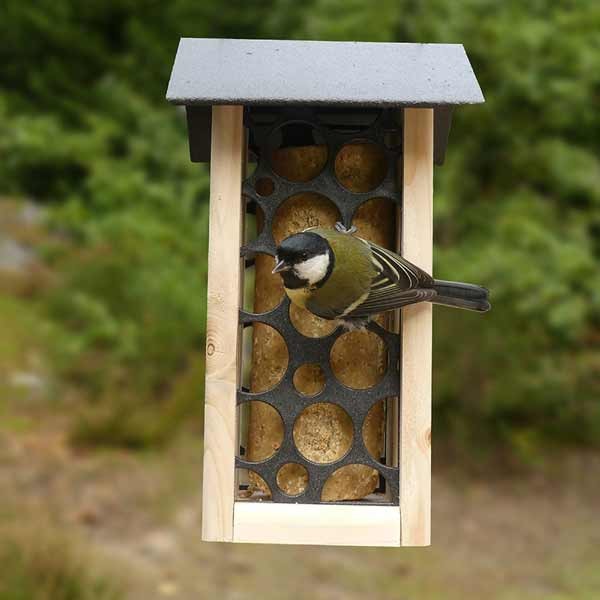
left=301, top=252, right=308, bottom=259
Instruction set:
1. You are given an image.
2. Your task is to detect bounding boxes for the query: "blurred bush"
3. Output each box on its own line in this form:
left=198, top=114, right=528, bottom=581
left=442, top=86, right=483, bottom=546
left=1, top=0, right=599, bottom=453
left=44, top=229, right=207, bottom=447
left=1, top=5, right=211, bottom=447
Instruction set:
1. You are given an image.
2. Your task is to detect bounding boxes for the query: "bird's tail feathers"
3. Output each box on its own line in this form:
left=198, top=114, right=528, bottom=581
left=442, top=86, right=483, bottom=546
left=431, top=280, right=490, bottom=312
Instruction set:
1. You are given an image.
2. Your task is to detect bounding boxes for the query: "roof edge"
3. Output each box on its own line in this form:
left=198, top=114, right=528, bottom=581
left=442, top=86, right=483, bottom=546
left=166, top=38, right=485, bottom=107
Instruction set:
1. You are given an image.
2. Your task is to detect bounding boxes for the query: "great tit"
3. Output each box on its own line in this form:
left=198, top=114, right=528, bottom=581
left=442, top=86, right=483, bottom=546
left=272, top=222, right=490, bottom=324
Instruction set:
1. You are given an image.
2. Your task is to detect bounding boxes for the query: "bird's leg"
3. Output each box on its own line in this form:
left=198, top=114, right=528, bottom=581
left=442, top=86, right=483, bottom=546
left=334, top=221, right=357, bottom=235
left=338, top=316, right=370, bottom=331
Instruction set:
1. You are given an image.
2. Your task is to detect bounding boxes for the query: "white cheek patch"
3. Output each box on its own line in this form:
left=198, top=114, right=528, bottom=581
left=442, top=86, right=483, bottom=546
left=294, top=253, right=330, bottom=286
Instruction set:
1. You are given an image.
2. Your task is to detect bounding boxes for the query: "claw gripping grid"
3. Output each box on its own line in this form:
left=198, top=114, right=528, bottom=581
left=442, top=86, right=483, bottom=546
left=236, top=107, right=403, bottom=504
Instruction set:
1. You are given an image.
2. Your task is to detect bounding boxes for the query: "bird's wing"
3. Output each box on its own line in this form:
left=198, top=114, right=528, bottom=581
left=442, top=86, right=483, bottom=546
left=344, top=240, right=435, bottom=317
left=367, top=241, right=434, bottom=289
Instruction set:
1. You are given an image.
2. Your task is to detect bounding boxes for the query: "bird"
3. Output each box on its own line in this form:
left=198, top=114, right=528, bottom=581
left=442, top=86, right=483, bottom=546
left=272, top=222, right=490, bottom=326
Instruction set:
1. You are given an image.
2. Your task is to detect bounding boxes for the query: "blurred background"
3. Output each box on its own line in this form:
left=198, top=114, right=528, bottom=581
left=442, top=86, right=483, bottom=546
left=1, top=1, right=599, bottom=599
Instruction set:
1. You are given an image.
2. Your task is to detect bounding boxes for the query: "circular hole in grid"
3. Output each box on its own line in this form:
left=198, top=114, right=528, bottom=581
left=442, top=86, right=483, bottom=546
left=351, top=196, right=400, bottom=334
left=293, top=363, right=326, bottom=397
left=244, top=196, right=265, bottom=245
left=362, top=400, right=387, bottom=465
left=321, top=464, right=381, bottom=502
left=236, top=468, right=271, bottom=500
left=293, top=403, right=352, bottom=464
left=255, top=177, right=275, bottom=197
left=351, top=197, right=396, bottom=244
left=237, top=400, right=283, bottom=462
left=241, top=323, right=288, bottom=393
left=334, top=141, right=387, bottom=193
left=276, top=463, right=308, bottom=497
left=272, top=192, right=340, bottom=246
left=270, top=123, right=328, bottom=182
left=289, top=303, right=338, bottom=338
left=331, top=330, right=387, bottom=390
left=243, top=254, right=285, bottom=313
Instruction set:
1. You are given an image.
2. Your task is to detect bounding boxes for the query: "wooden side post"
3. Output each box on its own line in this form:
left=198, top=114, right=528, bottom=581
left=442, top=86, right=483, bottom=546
left=202, top=105, right=244, bottom=542
left=400, top=108, right=433, bottom=546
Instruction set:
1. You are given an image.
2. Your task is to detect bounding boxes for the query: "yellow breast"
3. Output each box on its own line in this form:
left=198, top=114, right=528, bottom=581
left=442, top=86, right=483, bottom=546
left=285, top=286, right=312, bottom=308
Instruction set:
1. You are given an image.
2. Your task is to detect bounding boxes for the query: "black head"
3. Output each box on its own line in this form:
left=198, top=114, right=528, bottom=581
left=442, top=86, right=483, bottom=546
left=273, top=232, right=334, bottom=289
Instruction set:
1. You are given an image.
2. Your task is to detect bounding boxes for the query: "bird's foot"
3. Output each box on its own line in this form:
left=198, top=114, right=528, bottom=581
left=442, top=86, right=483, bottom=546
left=337, top=316, right=371, bottom=331
left=334, top=222, right=357, bottom=235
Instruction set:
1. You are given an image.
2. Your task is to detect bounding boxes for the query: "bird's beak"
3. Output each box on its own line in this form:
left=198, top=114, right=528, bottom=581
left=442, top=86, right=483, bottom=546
left=272, top=259, right=291, bottom=274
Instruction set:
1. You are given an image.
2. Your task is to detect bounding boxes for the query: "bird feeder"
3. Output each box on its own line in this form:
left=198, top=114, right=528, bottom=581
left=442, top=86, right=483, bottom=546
left=167, top=38, right=483, bottom=546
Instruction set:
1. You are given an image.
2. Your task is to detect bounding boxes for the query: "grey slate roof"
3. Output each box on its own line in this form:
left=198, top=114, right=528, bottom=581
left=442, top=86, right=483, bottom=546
left=166, top=38, right=484, bottom=164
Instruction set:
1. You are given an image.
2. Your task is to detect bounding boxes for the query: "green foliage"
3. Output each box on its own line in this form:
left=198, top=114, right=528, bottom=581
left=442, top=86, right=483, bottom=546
left=1, top=0, right=599, bottom=453
left=1, top=2, right=212, bottom=447
left=414, top=1, right=600, bottom=449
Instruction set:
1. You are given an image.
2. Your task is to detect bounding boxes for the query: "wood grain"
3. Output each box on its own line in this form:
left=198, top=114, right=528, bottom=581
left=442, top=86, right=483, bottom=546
left=202, top=105, right=244, bottom=542
left=233, top=503, right=401, bottom=546
left=400, top=108, right=433, bottom=546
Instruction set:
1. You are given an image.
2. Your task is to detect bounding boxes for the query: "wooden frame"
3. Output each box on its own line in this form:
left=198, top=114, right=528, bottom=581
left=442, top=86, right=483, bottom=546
left=233, top=504, right=400, bottom=546
left=201, top=106, right=433, bottom=546
left=202, top=105, right=245, bottom=542
left=399, top=108, right=433, bottom=546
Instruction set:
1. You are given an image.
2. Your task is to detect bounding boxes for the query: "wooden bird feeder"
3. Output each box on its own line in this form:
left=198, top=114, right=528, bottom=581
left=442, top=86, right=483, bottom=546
left=167, top=38, right=483, bottom=547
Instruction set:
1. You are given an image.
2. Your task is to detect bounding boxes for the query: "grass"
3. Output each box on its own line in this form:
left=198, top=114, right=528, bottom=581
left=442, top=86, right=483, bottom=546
left=68, top=351, right=204, bottom=449
left=0, top=519, right=123, bottom=600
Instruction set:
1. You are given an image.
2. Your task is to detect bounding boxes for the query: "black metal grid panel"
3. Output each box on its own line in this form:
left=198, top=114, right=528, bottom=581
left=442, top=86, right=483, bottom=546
left=236, top=106, right=402, bottom=504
